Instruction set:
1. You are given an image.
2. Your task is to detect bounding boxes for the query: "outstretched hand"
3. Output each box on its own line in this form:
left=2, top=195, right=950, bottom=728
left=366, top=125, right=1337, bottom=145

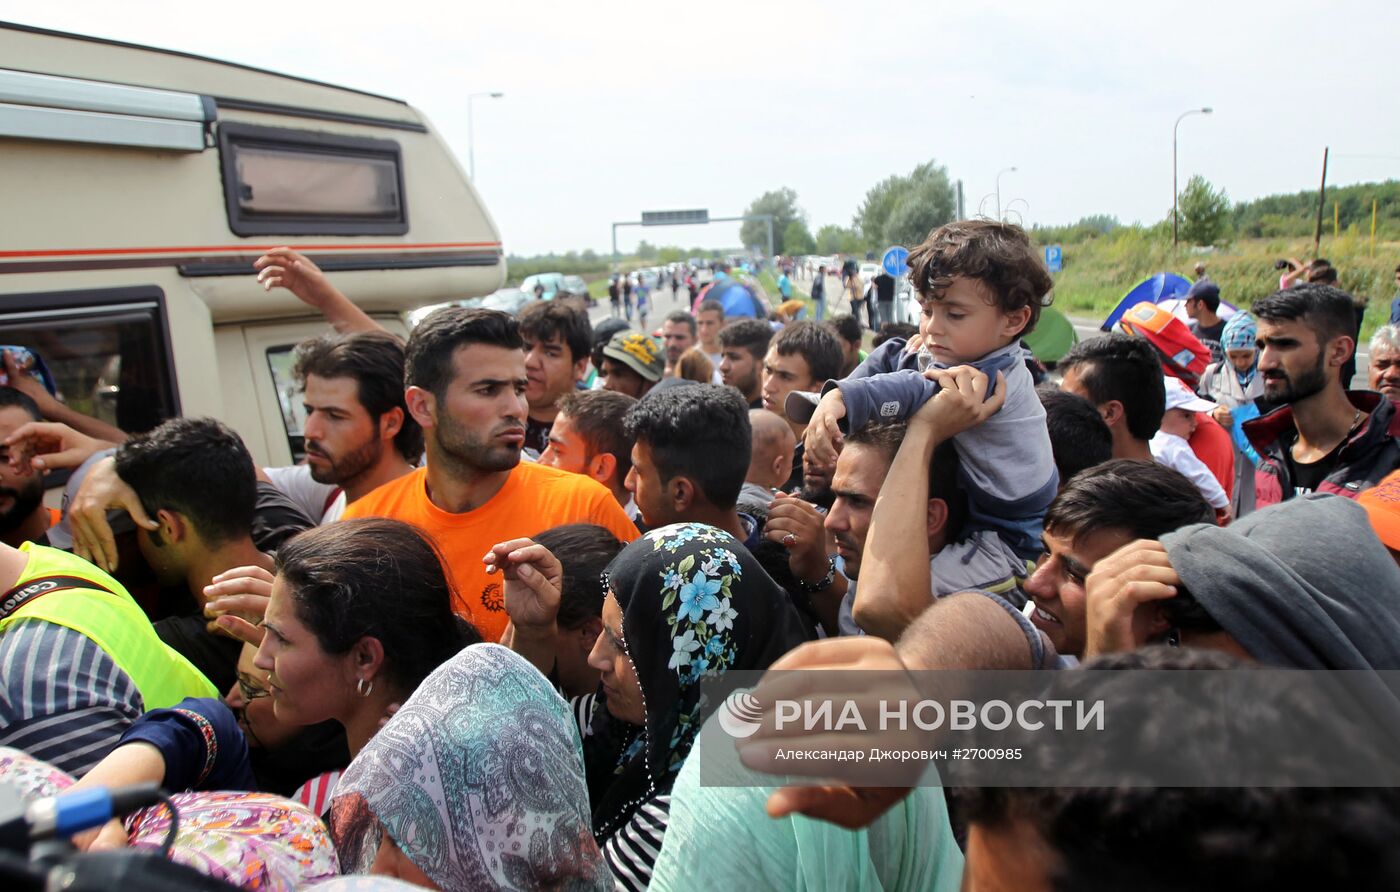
left=1, top=349, right=61, bottom=418
left=204, top=565, right=276, bottom=635
left=254, top=248, right=335, bottom=308
left=3, top=421, right=114, bottom=474
left=484, top=538, right=564, bottom=633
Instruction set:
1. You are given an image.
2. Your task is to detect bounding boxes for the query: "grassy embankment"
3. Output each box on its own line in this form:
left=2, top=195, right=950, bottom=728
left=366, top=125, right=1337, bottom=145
left=1047, top=231, right=1398, bottom=343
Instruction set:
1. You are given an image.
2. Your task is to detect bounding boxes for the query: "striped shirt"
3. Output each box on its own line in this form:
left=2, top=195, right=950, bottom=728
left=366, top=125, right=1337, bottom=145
left=572, top=692, right=673, bottom=892
left=0, top=618, right=144, bottom=775
left=603, top=793, right=672, bottom=892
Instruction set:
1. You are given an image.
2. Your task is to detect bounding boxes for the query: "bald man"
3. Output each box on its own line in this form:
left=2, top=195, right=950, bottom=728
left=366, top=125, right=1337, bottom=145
left=738, top=409, right=797, bottom=514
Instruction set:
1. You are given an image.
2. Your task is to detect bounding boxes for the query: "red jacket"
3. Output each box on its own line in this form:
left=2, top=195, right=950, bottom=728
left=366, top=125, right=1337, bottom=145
left=1244, top=391, right=1400, bottom=509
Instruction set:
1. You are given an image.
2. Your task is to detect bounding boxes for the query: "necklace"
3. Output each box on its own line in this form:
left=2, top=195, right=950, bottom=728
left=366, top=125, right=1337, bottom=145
left=1292, top=409, right=1364, bottom=463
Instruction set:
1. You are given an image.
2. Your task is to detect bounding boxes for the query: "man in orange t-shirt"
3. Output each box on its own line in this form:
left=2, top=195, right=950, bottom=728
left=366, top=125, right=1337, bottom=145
left=344, top=307, right=636, bottom=642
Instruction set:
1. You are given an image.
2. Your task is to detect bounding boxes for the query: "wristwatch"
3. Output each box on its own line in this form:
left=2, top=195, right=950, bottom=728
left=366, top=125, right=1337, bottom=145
left=796, top=557, right=837, bottom=593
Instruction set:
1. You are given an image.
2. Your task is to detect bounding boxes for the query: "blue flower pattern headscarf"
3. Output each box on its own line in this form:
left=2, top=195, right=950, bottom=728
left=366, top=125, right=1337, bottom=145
left=585, top=522, right=808, bottom=842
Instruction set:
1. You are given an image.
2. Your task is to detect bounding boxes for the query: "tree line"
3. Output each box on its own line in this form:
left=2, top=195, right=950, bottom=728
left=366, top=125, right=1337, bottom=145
left=504, top=171, right=1399, bottom=280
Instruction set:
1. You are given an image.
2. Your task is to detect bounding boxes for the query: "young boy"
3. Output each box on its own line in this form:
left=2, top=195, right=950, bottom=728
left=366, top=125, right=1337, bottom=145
left=794, top=220, right=1057, bottom=564
left=1150, top=376, right=1230, bottom=517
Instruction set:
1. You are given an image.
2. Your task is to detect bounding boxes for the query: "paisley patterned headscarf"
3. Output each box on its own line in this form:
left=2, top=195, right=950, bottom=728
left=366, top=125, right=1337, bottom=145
left=586, top=522, right=809, bottom=841
left=329, top=644, right=610, bottom=891
left=1221, top=312, right=1259, bottom=386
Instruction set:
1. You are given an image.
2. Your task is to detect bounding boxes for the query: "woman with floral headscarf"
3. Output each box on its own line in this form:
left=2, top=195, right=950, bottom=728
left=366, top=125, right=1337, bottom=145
left=489, top=521, right=810, bottom=891
left=1199, top=311, right=1266, bottom=515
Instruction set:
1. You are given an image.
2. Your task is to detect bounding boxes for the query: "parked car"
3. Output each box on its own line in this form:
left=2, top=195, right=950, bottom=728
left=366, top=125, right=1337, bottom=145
left=519, top=272, right=566, bottom=301
left=559, top=275, right=588, bottom=297
left=407, top=288, right=533, bottom=327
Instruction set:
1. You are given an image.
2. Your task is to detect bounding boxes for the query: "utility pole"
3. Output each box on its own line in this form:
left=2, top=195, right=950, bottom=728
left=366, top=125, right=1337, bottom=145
left=995, top=167, right=1017, bottom=221
left=466, top=91, right=504, bottom=181
left=1313, top=147, right=1329, bottom=256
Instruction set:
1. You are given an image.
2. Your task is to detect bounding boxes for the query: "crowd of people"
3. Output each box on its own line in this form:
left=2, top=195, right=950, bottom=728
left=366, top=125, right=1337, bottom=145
left=1, top=217, right=1399, bottom=890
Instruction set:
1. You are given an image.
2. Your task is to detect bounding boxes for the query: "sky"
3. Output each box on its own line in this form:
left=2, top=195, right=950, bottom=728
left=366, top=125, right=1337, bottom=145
left=7, top=0, right=1398, bottom=256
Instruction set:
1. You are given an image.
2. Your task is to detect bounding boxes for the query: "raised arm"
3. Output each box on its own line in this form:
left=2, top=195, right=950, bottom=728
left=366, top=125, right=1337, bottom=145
left=254, top=247, right=386, bottom=334
left=3, top=351, right=127, bottom=444
left=485, top=537, right=565, bottom=678
left=853, top=367, right=1006, bottom=640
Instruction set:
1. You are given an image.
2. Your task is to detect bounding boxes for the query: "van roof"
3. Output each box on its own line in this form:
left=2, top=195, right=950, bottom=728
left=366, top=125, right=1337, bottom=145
left=0, top=19, right=407, bottom=106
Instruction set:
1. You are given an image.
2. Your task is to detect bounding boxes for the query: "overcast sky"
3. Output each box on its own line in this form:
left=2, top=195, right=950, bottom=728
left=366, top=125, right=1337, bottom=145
left=9, top=0, right=1398, bottom=255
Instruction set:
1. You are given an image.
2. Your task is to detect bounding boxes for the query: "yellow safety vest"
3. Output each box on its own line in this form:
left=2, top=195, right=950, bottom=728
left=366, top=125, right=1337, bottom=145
left=1, top=542, right=218, bottom=706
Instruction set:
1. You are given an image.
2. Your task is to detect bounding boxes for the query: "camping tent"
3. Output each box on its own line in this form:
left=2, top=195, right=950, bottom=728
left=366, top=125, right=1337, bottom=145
left=694, top=280, right=768, bottom=318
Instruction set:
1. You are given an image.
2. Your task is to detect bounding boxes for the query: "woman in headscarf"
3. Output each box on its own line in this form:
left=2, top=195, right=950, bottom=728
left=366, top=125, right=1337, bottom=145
left=37, top=519, right=478, bottom=868
left=329, top=644, right=610, bottom=891
left=1199, top=312, right=1266, bottom=516
left=589, top=522, right=809, bottom=889
left=0, top=746, right=339, bottom=890
left=489, top=521, right=810, bottom=890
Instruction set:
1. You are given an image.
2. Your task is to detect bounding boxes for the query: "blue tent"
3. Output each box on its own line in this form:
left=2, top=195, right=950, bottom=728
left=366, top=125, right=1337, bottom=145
left=695, top=280, right=767, bottom=318
left=1100, top=273, right=1192, bottom=331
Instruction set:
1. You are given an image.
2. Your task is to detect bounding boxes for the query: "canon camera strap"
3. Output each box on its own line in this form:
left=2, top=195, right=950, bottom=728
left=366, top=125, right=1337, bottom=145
left=0, top=575, right=115, bottom=623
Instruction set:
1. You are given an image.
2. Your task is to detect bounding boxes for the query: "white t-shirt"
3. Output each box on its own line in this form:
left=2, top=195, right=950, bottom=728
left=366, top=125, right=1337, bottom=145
left=262, top=464, right=345, bottom=524
left=1150, top=431, right=1229, bottom=509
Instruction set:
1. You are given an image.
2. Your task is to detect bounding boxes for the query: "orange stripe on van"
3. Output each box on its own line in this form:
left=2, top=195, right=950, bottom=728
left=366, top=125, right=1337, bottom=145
left=0, top=242, right=502, bottom=259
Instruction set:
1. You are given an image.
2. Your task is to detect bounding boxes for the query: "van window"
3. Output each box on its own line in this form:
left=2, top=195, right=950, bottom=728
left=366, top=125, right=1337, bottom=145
left=218, top=122, right=408, bottom=236
left=0, top=287, right=178, bottom=436
left=265, top=345, right=307, bottom=462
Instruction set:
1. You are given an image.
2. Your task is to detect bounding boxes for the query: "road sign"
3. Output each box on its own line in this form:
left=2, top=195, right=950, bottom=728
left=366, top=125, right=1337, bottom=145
left=641, top=209, right=709, bottom=226
left=1044, top=245, right=1063, bottom=272
left=882, top=245, right=910, bottom=277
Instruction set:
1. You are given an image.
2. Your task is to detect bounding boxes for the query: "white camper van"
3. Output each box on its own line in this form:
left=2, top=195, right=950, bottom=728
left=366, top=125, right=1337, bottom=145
left=0, top=22, right=504, bottom=465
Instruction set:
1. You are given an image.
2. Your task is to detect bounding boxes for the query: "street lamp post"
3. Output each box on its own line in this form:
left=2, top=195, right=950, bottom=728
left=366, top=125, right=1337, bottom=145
left=1173, top=106, right=1213, bottom=247
left=467, top=91, right=504, bottom=182
left=995, top=166, right=1017, bottom=220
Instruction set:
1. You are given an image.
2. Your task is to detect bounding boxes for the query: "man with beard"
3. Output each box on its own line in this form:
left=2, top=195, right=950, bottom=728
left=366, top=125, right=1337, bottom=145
left=717, top=319, right=773, bottom=409
left=824, top=421, right=1021, bottom=641
left=344, top=308, right=637, bottom=642
left=0, top=388, right=54, bottom=546
left=263, top=332, right=421, bottom=523
left=1244, top=284, right=1400, bottom=506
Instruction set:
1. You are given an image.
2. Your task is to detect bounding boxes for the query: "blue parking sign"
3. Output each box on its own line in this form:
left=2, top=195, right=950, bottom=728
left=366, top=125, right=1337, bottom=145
left=1044, top=245, right=1063, bottom=273
left=882, top=246, right=910, bottom=277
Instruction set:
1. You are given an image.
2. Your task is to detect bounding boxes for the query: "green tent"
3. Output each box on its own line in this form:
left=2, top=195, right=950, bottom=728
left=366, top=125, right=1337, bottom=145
left=1023, top=306, right=1077, bottom=362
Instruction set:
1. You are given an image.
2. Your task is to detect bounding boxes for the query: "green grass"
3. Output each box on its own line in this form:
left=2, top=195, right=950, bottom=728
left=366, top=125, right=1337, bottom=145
left=1047, top=230, right=1399, bottom=343
left=756, top=270, right=811, bottom=311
